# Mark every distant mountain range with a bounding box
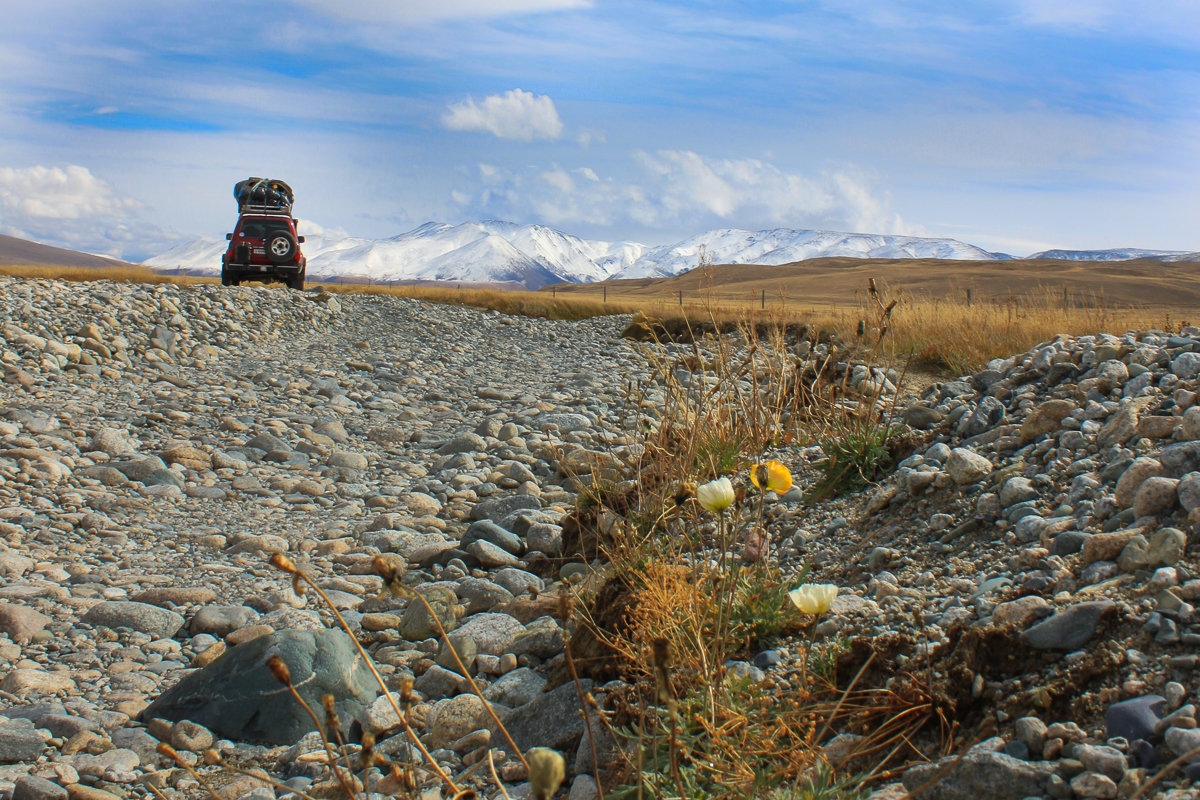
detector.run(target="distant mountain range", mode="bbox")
[1028,248,1200,262]
[142,221,1200,289]
[0,233,135,270]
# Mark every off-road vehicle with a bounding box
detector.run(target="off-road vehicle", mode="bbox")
[221,178,307,290]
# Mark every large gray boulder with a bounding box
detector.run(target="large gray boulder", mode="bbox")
[143,628,377,745]
[496,680,593,753]
[901,750,1055,799]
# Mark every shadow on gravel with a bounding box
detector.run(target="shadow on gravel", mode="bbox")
[835,619,1128,740]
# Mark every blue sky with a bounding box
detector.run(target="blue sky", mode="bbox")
[0,0,1197,259]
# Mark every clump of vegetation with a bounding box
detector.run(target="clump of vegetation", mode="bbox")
[806,423,901,503]
[553,289,942,799]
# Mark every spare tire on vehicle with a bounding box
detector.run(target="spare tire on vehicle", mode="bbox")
[267,231,297,264]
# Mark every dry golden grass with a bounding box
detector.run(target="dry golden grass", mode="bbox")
[0,263,212,286]
[5,259,1196,373]
[546,257,1200,309]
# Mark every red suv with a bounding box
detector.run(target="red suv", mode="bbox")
[221,178,307,290]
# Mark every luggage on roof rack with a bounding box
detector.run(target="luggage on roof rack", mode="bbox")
[234,178,294,213]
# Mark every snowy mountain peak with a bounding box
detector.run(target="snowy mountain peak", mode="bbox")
[147,220,1189,289]
[618,227,1003,279]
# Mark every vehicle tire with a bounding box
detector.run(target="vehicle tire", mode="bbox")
[220,266,236,287]
[267,232,297,264]
[286,262,306,291]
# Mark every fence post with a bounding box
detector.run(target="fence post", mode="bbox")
[761,289,766,310]
[552,286,556,298]
[678,289,683,306]
[1063,287,1068,309]
[603,285,607,303]
[966,288,972,308]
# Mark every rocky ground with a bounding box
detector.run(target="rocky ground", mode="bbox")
[1,275,1200,800]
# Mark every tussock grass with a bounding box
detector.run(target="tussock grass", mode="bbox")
[319,279,1186,373]
[0,263,211,286]
[3,263,1189,374]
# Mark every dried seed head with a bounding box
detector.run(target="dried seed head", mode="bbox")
[673,481,696,506]
[650,637,671,670]
[856,320,866,338]
[884,299,897,317]
[557,593,574,621]
[399,675,415,709]
[203,748,223,765]
[266,654,292,685]
[291,574,307,598]
[321,694,336,714]
[269,551,298,574]
[372,554,399,584]
[360,731,376,769]
[868,278,878,296]
[527,747,566,800]
[156,741,181,762]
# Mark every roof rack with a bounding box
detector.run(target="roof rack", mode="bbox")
[234,177,294,213]
[238,204,295,217]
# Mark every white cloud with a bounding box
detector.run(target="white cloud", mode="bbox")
[453,150,908,235]
[632,150,909,233]
[0,165,135,221]
[0,164,174,258]
[442,89,563,141]
[292,0,591,25]
[541,167,575,194]
[576,129,606,147]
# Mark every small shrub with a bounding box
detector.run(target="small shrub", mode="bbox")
[805,423,900,504]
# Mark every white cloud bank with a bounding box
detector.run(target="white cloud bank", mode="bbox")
[456,150,910,236]
[0,164,174,258]
[442,89,563,141]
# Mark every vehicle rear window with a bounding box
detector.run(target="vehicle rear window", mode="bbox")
[238,221,291,239]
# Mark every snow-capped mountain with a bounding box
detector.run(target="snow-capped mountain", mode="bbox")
[145,221,1006,288]
[619,228,1003,279]
[1030,248,1200,262]
[144,220,636,288]
[478,220,644,283]
[148,219,1194,290]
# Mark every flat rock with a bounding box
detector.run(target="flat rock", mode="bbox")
[0,718,44,763]
[13,775,68,800]
[471,494,541,523]
[0,604,51,643]
[496,679,593,754]
[2,669,75,695]
[901,750,1056,800]
[129,587,219,607]
[142,628,377,745]
[1021,601,1115,650]
[454,612,525,655]
[82,601,184,639]
[945,448,992,485]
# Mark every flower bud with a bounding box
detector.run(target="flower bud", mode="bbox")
[527,747,566,800]
[266,654,292,685]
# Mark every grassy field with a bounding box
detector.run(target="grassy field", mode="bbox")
[4,258,1198,373]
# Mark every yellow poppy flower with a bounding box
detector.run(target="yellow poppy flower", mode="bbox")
[750,460,793,493]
